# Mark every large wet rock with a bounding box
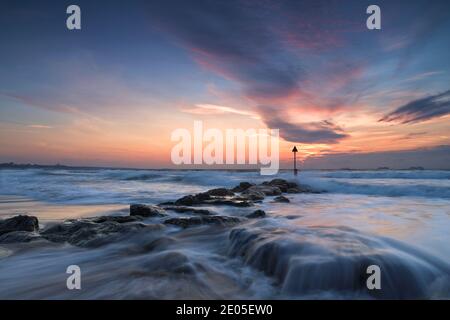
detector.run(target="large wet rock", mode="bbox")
[164,215,241,228]
[0,231,43,244]
[287,185,316,193]
[243,185,282,196]
[240,188,266,201]
[0,215,39,236]
[246,210,266,219]
[232,179,317,195]
[161,206,212,216]
[273,195,290,203]
[138,251,196,275]
[130,204,167,217]
[140,237,177,253]
[231,182,255,192]
[174,193,253,207]
[168,178,319,209]
[262,179,298,192]
[203,198,253,207]
[205,188,234,197]
[228,226,450,299]
[174,194,207,206]
[92,216,142,223]
[261,179,317,194]
[41,218,164,247]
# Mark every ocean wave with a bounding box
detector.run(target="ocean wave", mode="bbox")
[320,170,450,180]
[298,176,450,199]
[228,223,450,299]
[2,169,450,204]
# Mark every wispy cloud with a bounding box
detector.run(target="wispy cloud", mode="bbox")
[380,90,450,124]
[28,124,52,129]
[181,104,260,119]
[145,0,366,143]
[402,71,444,83]
[258,105,348,144]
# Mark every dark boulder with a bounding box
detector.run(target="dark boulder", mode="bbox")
[246,210,266,219]
[173,193,253,207]
[41,218,164,247]
[231,182,255,192]
[203,198,253,207]
[92,215,142,223]
[273,195,290,203]
[0,231,43,244]
[0,215,39,236]
[205,188,234,197]
[130,204,167,217]
[174,193,213,206]
[286,188,301,194]
[140,251,196,275]
[195,192,212,201]
[262,179,295,192]
[174,195,197,206]
[241,188,266,201]
[161,206,212,216]
[141,237,176,252]
[287,185,317,193]
[164,215,241,228]
[244,185,282,196]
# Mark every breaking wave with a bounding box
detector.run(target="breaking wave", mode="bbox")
[228,222,450,299]
[1,168,450,204]
[320,170,450,180]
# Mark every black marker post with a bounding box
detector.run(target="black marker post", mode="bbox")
[292,146,298,175]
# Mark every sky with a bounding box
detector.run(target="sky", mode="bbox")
[1,0,449,169]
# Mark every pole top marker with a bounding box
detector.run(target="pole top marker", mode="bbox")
[292,146,298,153]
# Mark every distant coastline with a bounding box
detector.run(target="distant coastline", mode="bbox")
[0,162,440,171]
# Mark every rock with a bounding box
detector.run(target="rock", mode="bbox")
[174,195,201,206]
[241,189,266,201]
[227,226,445,299]
[158,201,175,206]
[231,182,255,192]
[262,179,295,192]
[130,204,167,217]
[244,185,282,196]
[164,217,203,228]
[203,198,253,207]
[164,215,241,228]
[0,231,43,244]
[287,185,317,193]
[92,216,142,223]
[41,218,164,247]
[121,235,177,256]
[141,251,195,275]
[0,215,39,236]
[273,195,290,203]
[161,206,212,215]
[173,193,253,207]
[141,237,176,252]
[205,188,234,197]
[195,192,213,201]
[286,188,301,194]
[246,210,266,218]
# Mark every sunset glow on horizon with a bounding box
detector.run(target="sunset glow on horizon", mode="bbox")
[1,0,449,169]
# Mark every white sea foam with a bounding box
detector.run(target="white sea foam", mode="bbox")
[0,168,449,299]
[1,169,449,204]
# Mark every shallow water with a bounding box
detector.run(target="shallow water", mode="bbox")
[0,168,449,299]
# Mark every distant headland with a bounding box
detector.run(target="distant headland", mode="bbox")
[0,162,431,171]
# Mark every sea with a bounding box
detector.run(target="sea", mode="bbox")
[0,168,449,299]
